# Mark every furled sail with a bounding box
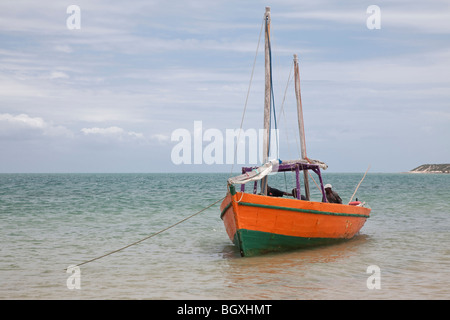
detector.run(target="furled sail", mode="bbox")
[228,158,327,185]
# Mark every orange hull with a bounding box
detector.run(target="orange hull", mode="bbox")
[220,191,371,256]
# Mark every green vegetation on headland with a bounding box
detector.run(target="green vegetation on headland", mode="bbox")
[409,164,450,174]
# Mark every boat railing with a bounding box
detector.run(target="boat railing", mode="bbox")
[238,160,328,202]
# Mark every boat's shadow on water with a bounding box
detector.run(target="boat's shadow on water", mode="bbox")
[219,233,372,261]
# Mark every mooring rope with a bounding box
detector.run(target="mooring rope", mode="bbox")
[66,196,226,270]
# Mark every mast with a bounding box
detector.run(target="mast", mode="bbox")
[261,6,271,196]
[293,54,310,200]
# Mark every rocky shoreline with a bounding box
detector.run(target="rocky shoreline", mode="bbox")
[409,164,450,174]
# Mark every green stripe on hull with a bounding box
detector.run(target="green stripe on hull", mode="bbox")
[233,229,346,257]
[220,202,232,219]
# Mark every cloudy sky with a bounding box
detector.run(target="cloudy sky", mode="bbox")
[1,0,449,173]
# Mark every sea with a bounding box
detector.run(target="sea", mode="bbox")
[0,172,449,300]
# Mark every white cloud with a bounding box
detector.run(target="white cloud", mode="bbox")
[54,45,73,53]
[151,133,170,143]
[0,76,46,98]
[0,113,73,139]
[303,49,450,86]
[81,126,144,141]
[278,2,450,34]
[0,113,46,129]
[382,9,450,34]
[49,71,70,79]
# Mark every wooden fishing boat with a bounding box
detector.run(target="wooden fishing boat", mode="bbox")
[220,7,371,257]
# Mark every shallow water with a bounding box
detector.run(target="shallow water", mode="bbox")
[0,172,449,299]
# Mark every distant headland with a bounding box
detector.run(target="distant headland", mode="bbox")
[409,164,450,174]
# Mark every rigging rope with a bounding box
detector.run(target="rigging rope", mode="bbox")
[278,61,298,159]
[65,196,226,270]
[229,17,264,177]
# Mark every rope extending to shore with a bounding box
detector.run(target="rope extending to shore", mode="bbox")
[66,196,226,270]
